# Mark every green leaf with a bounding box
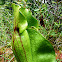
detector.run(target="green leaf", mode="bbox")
[0,0,5,5]
[54,22,60,28]
[12,3,56,62]
[52,1,57,4]
[34,9,39,11]
[49,31,56,37]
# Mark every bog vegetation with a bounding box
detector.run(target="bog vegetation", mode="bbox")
[0,0,62,62]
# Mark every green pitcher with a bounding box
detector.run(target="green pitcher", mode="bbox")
[12,3,56,62]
